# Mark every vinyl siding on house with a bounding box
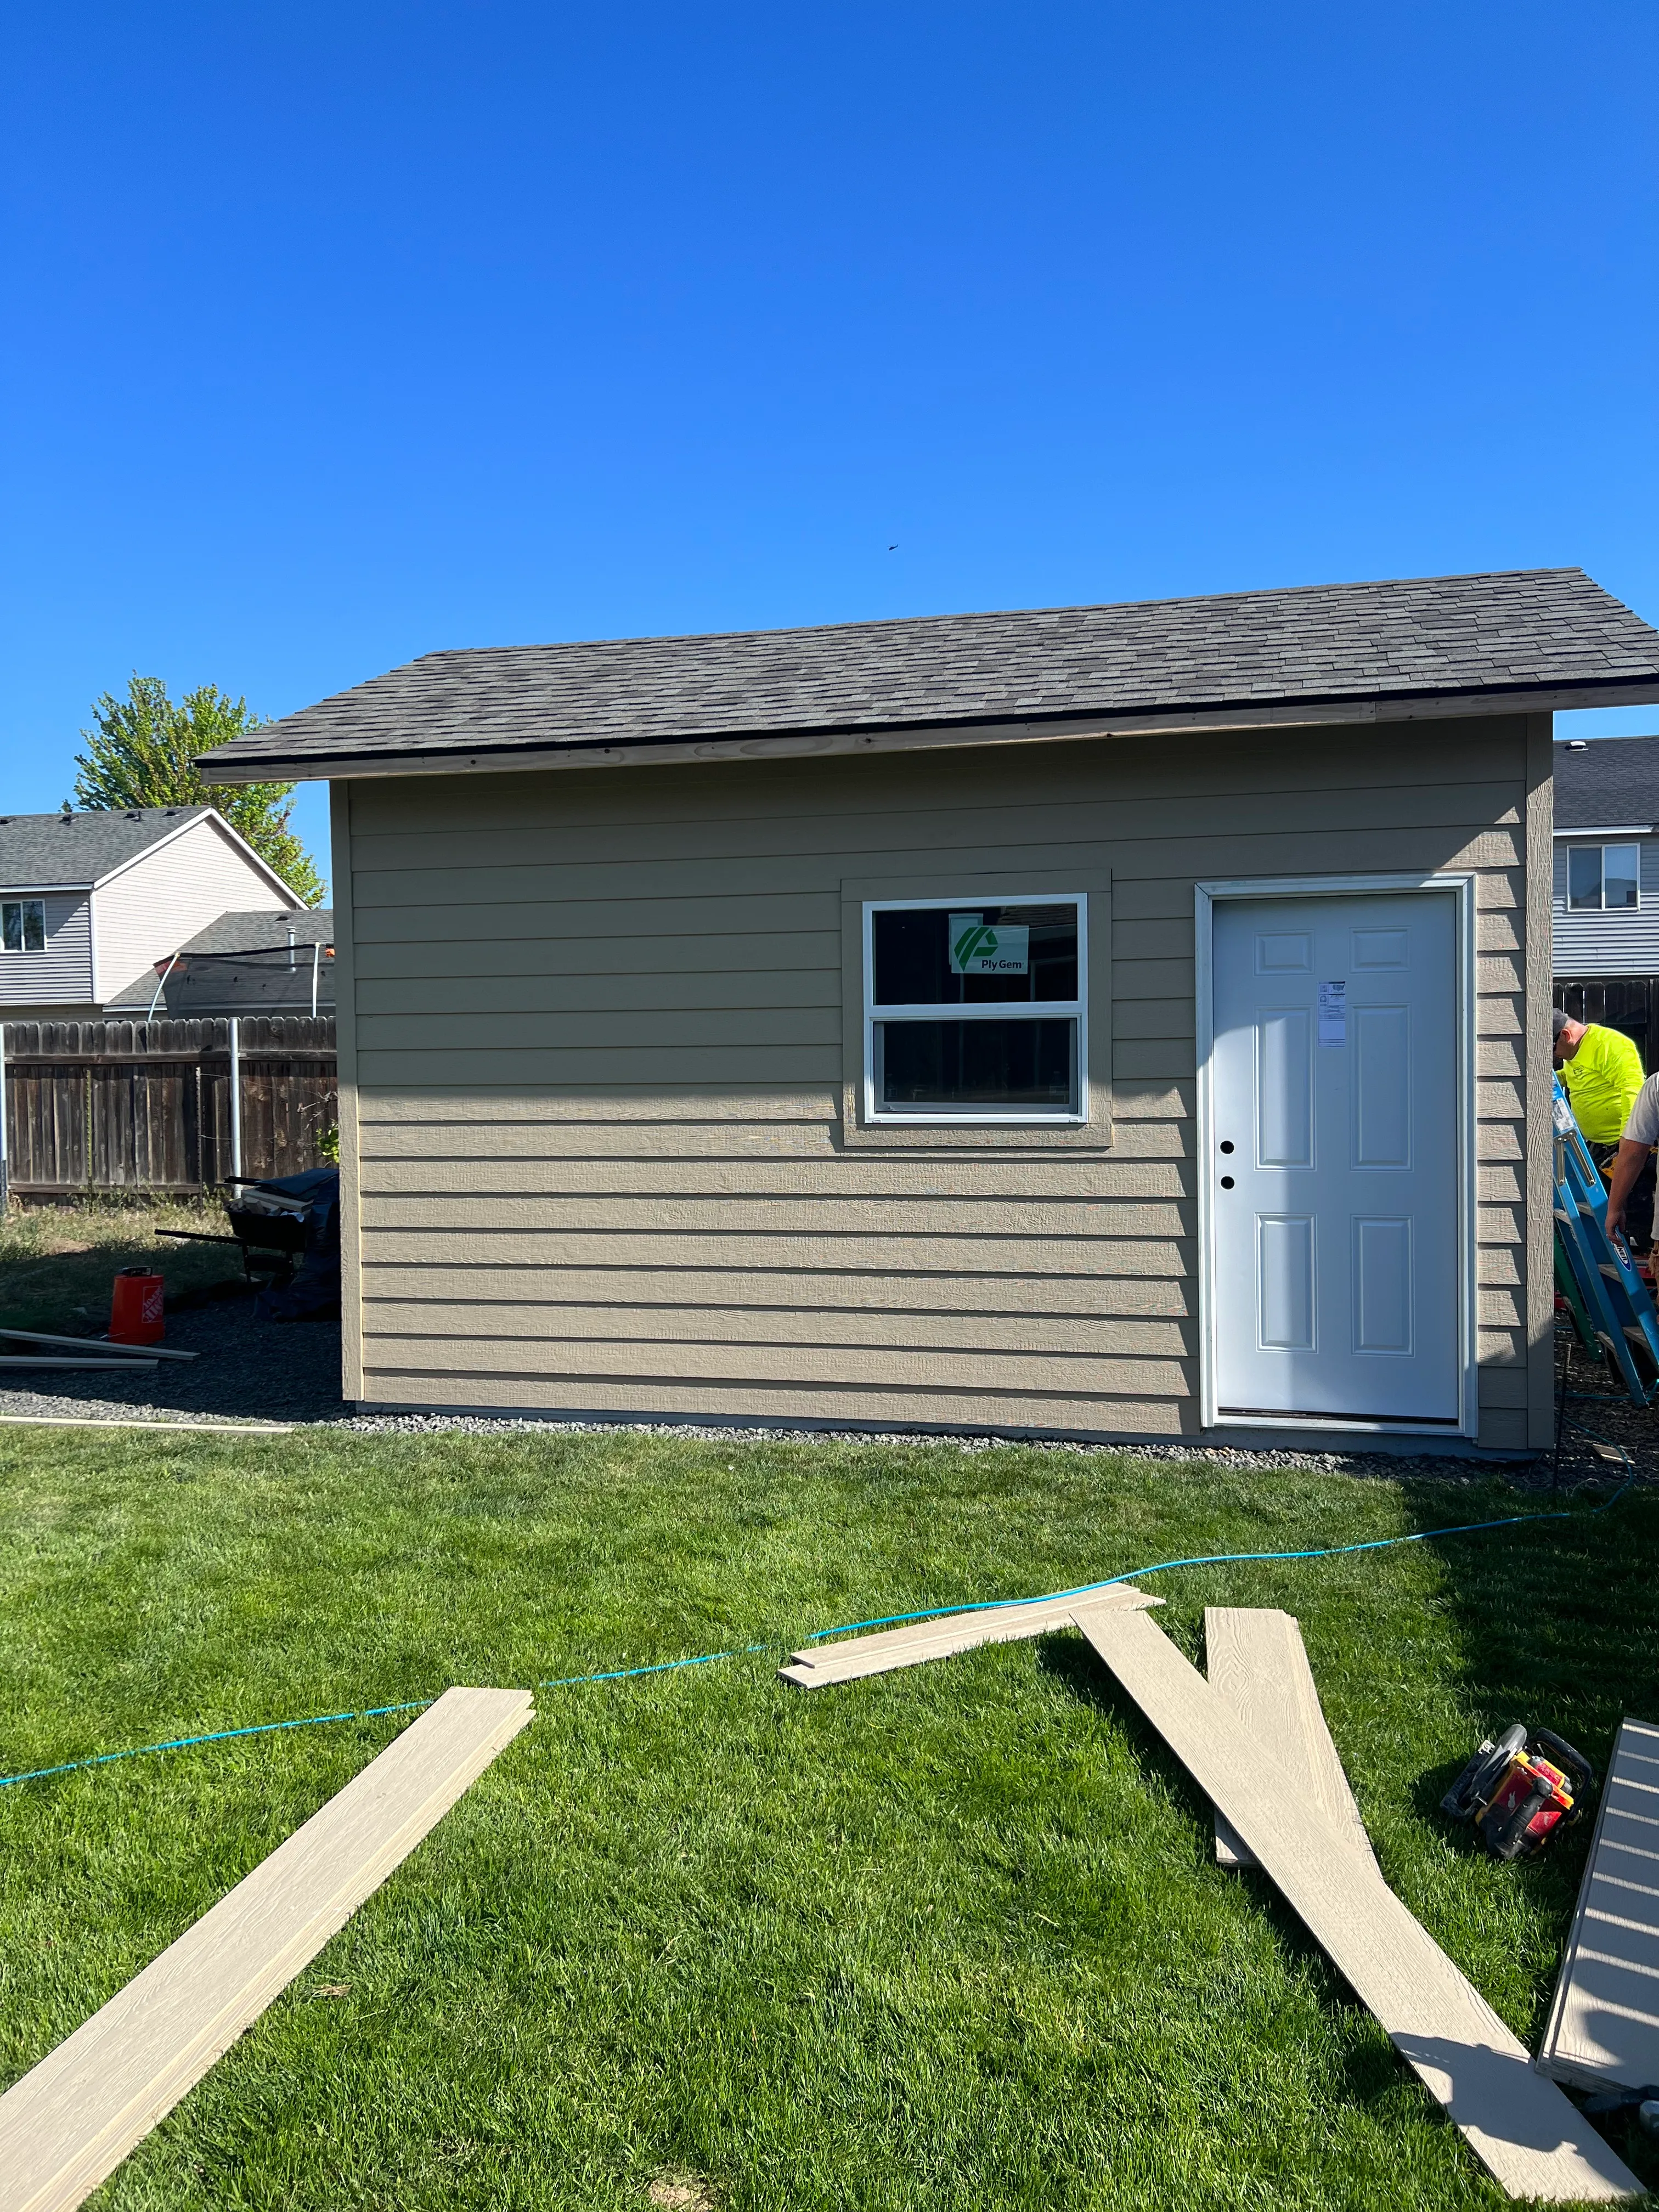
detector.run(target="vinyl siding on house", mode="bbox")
[0,892,93,1008]
[334,712,1551,1451]
[1552,834,1659,975]
[91,817,295,1003]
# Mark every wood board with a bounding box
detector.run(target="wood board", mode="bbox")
[1071,1601,1641,2202]
[779,1583,1159,1688]
[1537,1714,1659,2094]
[0,1685,534,2212]
[1203,1607,1376,1871]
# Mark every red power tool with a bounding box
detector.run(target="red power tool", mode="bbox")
[1440,1724,1596,1861]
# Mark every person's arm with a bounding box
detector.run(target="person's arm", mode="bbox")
[1606,1138,1652,1238]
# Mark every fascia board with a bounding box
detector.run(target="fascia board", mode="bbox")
[0,881,94,894]
[1552,824,1655,837]
[199,676,1659,785]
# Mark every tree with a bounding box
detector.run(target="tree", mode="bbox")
[71,675,326,906]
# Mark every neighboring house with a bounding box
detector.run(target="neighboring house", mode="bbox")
[0,806,307,1019]
[202,566,1659,1455]
[1553,732,1659,1064]
[105,908,336,1019]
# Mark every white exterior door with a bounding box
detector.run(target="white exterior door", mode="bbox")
[1209,889,1462,1424]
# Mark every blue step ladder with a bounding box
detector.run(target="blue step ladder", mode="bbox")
[1553,1075,1659,1405]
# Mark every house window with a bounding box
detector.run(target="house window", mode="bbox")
[1,899,46,952]
[864,896,1086,1122]
[1567,844,1641,911]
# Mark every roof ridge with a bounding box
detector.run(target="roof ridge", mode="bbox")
[404,566,1594,665]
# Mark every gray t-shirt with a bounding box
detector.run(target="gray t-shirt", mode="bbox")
[1625,1073,1659,1147]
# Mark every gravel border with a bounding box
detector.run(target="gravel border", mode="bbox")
[2,1306,1649,1493]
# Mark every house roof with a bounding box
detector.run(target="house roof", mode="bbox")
[104,909,336,1009]
[199,567,1659,785]
[1554,733,1659,831]
[0,805,215,889]
[162,907,334,957]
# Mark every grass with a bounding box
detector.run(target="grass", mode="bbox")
[1,1426,1655,2209]
[0,1198,245,1335]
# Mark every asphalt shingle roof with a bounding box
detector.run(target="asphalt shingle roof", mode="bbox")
[166,907,334,957]
[198,568,1659,781]
[0,806,212,888]
[1554,734,1659,828]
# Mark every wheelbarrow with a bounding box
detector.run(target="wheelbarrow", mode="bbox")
[160,1170,341,1299]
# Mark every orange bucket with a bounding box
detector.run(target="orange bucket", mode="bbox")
[110,1267,165,1345]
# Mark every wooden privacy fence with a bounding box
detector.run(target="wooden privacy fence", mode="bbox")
[0,1016,338,1197]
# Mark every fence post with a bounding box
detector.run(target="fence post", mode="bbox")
[228,1017,242,1181]
[0,1021,8,1211]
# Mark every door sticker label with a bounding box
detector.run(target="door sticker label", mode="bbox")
[1318,978,1347,1046]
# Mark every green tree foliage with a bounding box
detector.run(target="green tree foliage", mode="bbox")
[71,675,325,906]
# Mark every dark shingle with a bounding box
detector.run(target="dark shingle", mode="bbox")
[199,568,1659,780]
[0,806,212,888]
[1554,734,1659,828]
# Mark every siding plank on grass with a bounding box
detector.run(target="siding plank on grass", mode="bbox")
[1073,1604,1643,2203]
[0,1688,534,2212]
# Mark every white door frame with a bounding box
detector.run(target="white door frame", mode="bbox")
[1194,871,1479,1437]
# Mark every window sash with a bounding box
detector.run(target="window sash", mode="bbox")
[2,900,46,953]
[1566,844,1642,912]
[862,894,1088,1124]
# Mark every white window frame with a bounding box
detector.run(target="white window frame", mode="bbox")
[861,891,1088,1127]
[1,898,47,954]
[1565,842,1641,913]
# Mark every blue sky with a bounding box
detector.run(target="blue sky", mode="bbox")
[4,2,1655,897]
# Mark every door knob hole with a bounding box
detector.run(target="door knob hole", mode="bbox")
[1220,1141,1235,1154]
[1220,1175,1235,1189]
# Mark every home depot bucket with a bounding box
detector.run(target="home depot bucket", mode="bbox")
[110,1268,165,1345]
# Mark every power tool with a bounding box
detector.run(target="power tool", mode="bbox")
[1440,1724,1596,1861]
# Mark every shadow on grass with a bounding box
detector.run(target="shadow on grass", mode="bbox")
[1036,1468,1659,2188]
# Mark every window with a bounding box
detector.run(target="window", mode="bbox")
[864,896,1086,1121]
[1567,844,1641,912]
[1,899,46,953]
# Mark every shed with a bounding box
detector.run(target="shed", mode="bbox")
[202,567,1659,1453]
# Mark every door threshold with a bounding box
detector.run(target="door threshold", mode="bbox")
[1217,1408,1466,1435]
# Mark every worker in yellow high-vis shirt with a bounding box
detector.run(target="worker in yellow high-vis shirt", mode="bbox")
[1554,1009,1653,1248]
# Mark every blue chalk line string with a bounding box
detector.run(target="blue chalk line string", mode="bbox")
[0,1479,1633,1791]
[809,1474,1636,1638]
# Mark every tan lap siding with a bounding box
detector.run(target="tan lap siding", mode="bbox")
[343,717,1538,1443]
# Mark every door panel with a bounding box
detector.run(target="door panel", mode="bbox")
[1211,890,1460,1422]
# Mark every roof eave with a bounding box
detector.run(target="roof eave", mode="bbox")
[197,673,1659,786]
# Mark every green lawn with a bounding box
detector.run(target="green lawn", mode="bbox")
[0,1199,244,1335]
[1,1427,1655,2210]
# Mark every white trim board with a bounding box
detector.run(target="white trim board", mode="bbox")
[1071,1601,1641,2201]
[0,1685,534,2212]
[1193,871,1480,1438]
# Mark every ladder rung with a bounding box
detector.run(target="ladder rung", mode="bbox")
[1579,1201,1605,1218]
[1599,1264,1622,1282]
[1555,1209,1575,1225]
[1624,1326,1652,1348]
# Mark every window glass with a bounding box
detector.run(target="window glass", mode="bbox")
[876,1018,1076,1111]
[2,900,46,952]
[871,902,1079,1005]
[866,895,1085,1119]
[1603,845,1640,910]
[1567,848,1604,910]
